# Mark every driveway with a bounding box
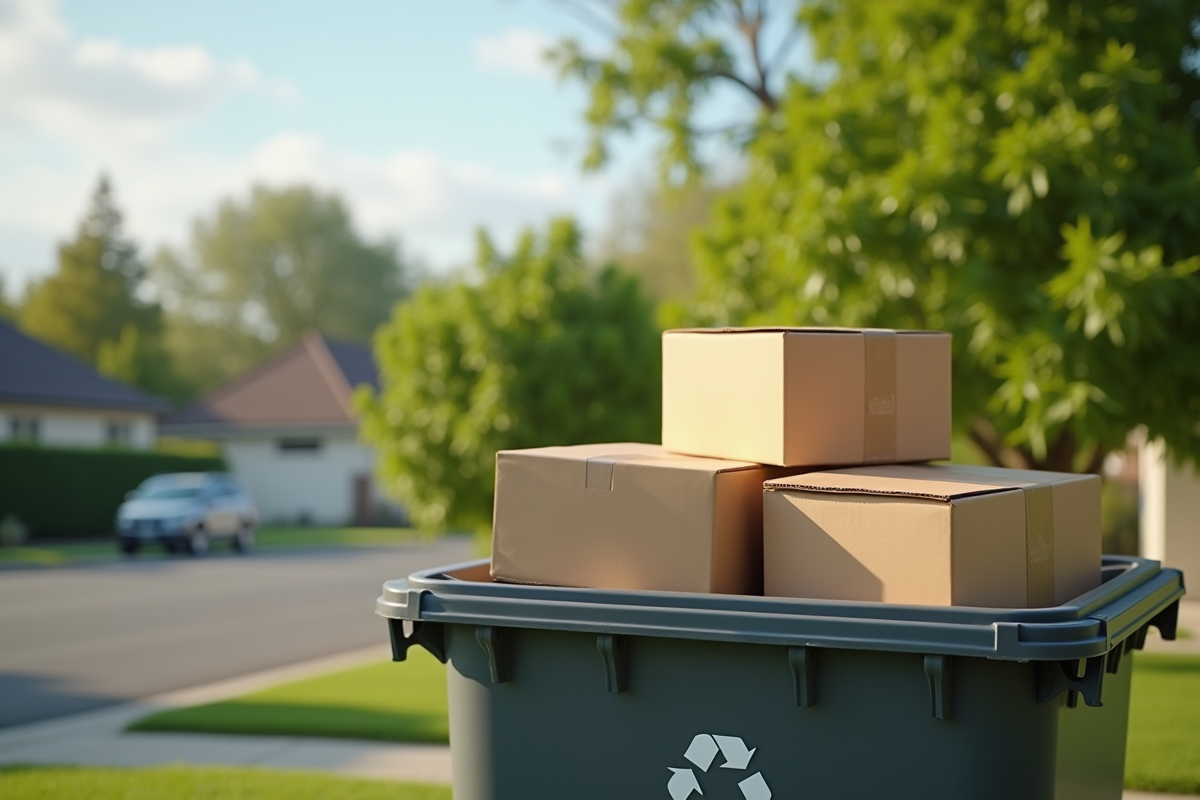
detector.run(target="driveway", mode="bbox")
[0,537,473,728]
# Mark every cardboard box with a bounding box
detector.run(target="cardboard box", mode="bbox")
[662,327,952,467]
[763,464,1101,608]
[492,443,791,594]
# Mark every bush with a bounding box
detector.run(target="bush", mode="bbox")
[358,218,661,536]
[0,445,226,539]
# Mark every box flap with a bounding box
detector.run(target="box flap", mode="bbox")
[763,464,1065,502]
[497,443,766,474]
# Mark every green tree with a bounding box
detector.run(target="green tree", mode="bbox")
[357,218,661,535]
[96,323,189,401]
[22,176,158,360]
[0,275,15,320]
[598,178,726,303]
[20,176,179,397]
[156,185,409,392]
[553,0,802,182]
[561,0,1200,472]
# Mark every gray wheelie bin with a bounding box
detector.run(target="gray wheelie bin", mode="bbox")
[376,555,1183,800]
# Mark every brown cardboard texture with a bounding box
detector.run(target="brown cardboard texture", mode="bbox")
[662,327,951,467]
[492,443,792,594]
[763,464,1101,608]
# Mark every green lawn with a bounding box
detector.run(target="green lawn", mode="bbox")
[0,765,450,800]
[129,646,448,744]
[0,541,117,566]
[0,526,427,568]
[1124,653,1200,795]
[255,527,425,549]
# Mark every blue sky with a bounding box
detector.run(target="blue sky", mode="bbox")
[0,0,669,292]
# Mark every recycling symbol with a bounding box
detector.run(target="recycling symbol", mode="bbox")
[667,733,771,800]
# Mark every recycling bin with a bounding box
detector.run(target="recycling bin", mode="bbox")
[376,555,1184,800]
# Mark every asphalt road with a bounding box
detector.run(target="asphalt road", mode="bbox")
[0,537,474,728]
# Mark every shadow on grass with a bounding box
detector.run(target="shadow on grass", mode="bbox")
[128,702,449,745]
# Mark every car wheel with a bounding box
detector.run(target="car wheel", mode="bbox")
[186,527,210,557]
[119,538,139,555]
[233,522,256,554]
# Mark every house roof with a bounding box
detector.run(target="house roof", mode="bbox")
[164,332,378,434]
[0,319,169,414]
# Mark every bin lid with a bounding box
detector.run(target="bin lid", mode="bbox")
[376,555,1183,662]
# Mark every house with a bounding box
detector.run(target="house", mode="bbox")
[163,331,397,526]
[0,319,166,449]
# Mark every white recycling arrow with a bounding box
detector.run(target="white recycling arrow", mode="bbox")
[684,734,719,772]
[738,772,772,800]
[713,735,756,770]
[667,767,704,800]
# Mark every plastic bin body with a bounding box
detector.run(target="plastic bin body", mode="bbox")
[378,557,1182,800]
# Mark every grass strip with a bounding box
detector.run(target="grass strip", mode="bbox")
[1124,653,1200,794]
[0,764,450,800]
[129,647,448,744]
[0,527,429,567]
[0,542,116,565]
[255,527,425,549]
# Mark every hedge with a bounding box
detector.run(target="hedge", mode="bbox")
[0,445,227,539]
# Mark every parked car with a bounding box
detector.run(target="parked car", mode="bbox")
[115,472,258,556]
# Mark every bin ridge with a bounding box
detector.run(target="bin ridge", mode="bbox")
[379,556,1183,663]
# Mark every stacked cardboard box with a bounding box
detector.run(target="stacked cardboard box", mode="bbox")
[491,327,1101,608]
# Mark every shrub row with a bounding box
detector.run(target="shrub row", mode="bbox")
[0,445,226,539]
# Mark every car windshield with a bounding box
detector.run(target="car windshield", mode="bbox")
[137,487,202,500]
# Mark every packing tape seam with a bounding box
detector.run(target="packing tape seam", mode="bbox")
[1023,483,1056,607]
[863,330,897,463]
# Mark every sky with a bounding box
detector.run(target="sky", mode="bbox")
[0,0,671,293]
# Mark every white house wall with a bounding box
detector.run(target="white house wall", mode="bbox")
[0,404,156,450]
[222,436,375,525]
[1140,439,1200,585]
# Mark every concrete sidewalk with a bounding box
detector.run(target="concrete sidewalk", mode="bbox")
[0,643,452,785]
[1,604,1195,798]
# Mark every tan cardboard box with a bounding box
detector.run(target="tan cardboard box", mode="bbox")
[492,443,791,594]
[763,464,1101,608]
[662,327,951,467]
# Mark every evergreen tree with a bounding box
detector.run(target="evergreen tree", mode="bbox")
[22,176,156,363]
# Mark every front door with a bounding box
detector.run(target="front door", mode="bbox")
[353,474,372,526]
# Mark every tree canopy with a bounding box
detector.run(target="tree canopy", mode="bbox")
[598,178,725,303]
[0,275,15,320]
[20,176,180,398]
[553,0,804,182]
[156,184,410,393]
[22,176,155,362]
[357,219,661,535]
[560,0,1200,471]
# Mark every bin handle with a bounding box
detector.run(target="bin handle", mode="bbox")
[388,619,447,664]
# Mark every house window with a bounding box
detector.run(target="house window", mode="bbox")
[278,437,323,453]
[8,416,40,443]
[106,421,133,448]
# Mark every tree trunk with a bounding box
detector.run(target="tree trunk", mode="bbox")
[968,420,1105,475]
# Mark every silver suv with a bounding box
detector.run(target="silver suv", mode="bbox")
[116,472,259,556]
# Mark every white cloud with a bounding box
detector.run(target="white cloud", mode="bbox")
[473,27,555,78]
[0,131,611,285]
[0,2,613,290]
[0,0,295,153]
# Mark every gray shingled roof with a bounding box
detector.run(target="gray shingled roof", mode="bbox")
[0,319,169,413]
